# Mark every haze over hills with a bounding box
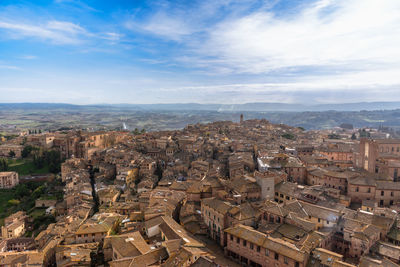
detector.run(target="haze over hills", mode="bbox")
[1,102,400,132]
[2,101,400,112]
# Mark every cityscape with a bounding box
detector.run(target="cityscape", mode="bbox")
[1,0,400,267]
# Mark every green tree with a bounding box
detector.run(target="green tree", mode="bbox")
[351,133,357,140]
[8,150,16,158]
[21,145,33,158]
[14,184,30,199]
[0,158,8,171]
[133,128,140,135]
[282,133,295,140]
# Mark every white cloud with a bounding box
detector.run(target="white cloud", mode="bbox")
[19,55,38,60]
[0,20,87,44]
[0,65,21,70]
[102,32,123,42]
[46,20,85,34]
[126,12,193,41]
[198,0,400,74]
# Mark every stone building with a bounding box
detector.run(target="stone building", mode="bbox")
[0,171,19,189]
[1,211,27,239]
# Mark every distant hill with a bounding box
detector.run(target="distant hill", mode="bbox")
[1,102,400,131]
[2,101,400,112]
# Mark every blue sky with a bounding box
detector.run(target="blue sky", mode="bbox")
[1,0,399,104]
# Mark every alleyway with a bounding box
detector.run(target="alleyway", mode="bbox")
[196,235,242,267]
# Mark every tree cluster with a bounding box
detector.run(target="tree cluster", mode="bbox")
[0,158,8,171]
[132,128,146,135]
[28,129,42,134]
[281,133,296,140]
[33,149,63,173]
[21,145,36,158]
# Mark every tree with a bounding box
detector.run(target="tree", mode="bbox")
[141,128,146,134]
[33,153,44,169]
[133,128,140,135]
[14,184,30,199]
[0,158,8,171]
[8,150,16,158]
[351,133,357,140]
[282,133,295,140]
[21,145,33,158]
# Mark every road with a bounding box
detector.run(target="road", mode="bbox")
[197,235,242,267]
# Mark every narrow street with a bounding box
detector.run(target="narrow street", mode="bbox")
[196,235,242,267]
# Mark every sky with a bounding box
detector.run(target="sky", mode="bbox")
[0,0,399,104]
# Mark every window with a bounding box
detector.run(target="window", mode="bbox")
[257,246,260,252]
[380,200,384,206]
[367,188,371,193]
[280,194,284,198]
[265,249,269,256]
[237,237,240,244]
[381,191,384,196]
[391,191,394,197]
[356,187,359,192]
[250,243,254,250]
[243,240,247,246]
[275,192,278,196]
[230,235,233,241]
[286,196,290,200]
[318,218,321,223]
[390,200,394,206]
[275,253,279,260]
[284,256,288,264]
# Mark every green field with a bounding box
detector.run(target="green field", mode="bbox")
[29,208,46,219]
[7,158,50,175]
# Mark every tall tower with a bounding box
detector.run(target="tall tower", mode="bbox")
[240,114,244,124]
